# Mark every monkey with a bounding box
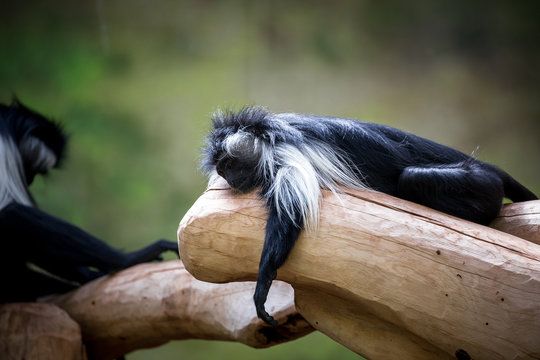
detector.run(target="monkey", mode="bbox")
[0,99,178,302]
[202,106,538,325]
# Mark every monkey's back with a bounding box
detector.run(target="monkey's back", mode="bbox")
[274,113,472,193]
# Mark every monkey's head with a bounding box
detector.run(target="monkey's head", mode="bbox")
[0,99,67,185]
[204,127,264,193]
[202,106,285,193]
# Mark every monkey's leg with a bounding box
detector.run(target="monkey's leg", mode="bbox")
[2,265,77,302]
[2,203,177,280]
[254,203,302,326]
[397,162,504,225]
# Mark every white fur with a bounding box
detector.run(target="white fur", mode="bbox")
[268,141,367,230]
[270,144,321,229]
[212,109,370,230]
[224,130,254,157]
[0,136,33,210]
[21,136,57,173]
[256,139,276,179]
[303,139,367,193]
[219,128,368,230]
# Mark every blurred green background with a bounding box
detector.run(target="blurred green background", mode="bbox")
[1,0,539,359]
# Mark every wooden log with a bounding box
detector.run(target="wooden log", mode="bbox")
[177,185,540,360]
[0,303,86,360]
[47,260,313,360]
[491,200,540,244]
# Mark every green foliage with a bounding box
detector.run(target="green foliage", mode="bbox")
[130,333,360,360]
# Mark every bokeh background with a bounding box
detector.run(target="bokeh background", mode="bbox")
[1,1,539,359]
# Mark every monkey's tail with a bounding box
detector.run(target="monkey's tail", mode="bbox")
[491,165,538,202]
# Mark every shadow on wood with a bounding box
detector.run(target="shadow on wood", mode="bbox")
[177,183,540,360]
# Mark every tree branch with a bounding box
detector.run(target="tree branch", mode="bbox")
[178,184,540,360]
[0,303,85,360]
[46,260,313,359]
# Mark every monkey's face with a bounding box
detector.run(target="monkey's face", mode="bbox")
[0,100,67,185]
[215,154,259,193]
[207,129,268,193]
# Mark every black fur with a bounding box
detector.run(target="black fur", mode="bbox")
[203,106,537,325]
[0,100,178,302]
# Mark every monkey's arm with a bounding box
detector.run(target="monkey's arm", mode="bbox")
[1,203,178,282]
[254,200,302,325]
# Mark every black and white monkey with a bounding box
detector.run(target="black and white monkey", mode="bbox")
[0,99,178,302]
[202,106,538,325]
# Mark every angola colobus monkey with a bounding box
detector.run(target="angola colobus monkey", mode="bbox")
[202,106,538,325]
[0,99,178,302]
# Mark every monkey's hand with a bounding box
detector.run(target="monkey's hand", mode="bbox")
[125,239,179,266]
[154,239,180,259]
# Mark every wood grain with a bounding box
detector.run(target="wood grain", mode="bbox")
[47,260,313,360]
[491,200,540,244]
[0,303,86,360]
[178,185,540,360]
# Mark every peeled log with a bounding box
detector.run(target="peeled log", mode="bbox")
[491,201,540,244]
[177,184,540,360]
[0,303,85,360]
[48,260,313,360]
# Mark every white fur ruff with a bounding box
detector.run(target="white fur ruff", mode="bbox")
[269,140,367,230]
[216,129,368,230]
[0,136,33,209]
